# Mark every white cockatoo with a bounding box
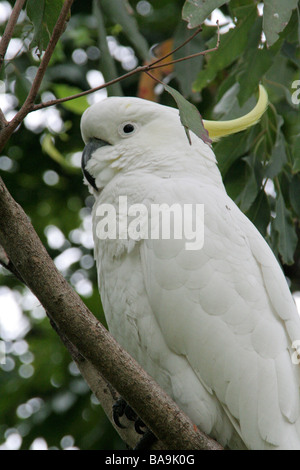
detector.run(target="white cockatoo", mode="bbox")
[80,86,300,450]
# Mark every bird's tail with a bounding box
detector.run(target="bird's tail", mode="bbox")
[203,85,268,141]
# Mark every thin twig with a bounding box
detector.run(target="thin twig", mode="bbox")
[0,0,26,72]
[150,21,220,70]
[32,23,220,112]
[150,26,202,67]
[0,15,220,151]
[32,66,145,111]
[145,70,164,86]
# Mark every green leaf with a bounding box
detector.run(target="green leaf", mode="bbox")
[27,0,65,53]
[214,126,257,177]
[292,134,300,173]
[273,192,298,265]
[100,0,149,60]
[163,84,211,146]
[52,85,89,114]
[193,5,257,92]
[289,174,300,217]
[265,131,287,179]
[245,190,270,236]
[263,0,299,47]
[224,156,259,212]
[237,45,274,105]
[235,156,259,212]
[229,0,259,20]
[212,83,257,120]
[182,0,228,29]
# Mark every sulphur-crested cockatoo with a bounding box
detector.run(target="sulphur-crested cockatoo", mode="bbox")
[80,86,300,450]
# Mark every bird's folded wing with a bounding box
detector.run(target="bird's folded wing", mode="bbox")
[140,179,300,449]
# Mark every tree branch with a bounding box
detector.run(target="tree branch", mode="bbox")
[48,314,163,449]
[0,13,220,152]
[0,109,8,130]
[0,0,74,152]
[30,23,220,112]
[0,242,161,449]
[0,176,222,450]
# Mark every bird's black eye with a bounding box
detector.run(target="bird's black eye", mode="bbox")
[123,123,135,134]
[118,121,139,138]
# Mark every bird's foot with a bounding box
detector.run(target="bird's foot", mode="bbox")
[113,397,146,434]
[112,397,157,449]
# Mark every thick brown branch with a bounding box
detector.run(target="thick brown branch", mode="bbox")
[0,176,222,450]
[50,318,165,449]
[0,109,8,129]
[0,243,160,449]
[0,0,26,72]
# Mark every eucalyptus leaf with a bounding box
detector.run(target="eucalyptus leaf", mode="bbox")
[214,127,257,177]
[235,156,260,212]
[265,131,287,179]
[273,193,298,265]
[193,5,257,92]
[27,0,65,53]
[245,190,270,236]
[263,0,299,47]
[289,174,300,217]
[292,135,300,173]
[164,84,211,146]
[237,47,274,105]
[213,83,256,120]
[182,0,228,29]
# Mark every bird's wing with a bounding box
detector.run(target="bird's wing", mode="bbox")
[139,177,300,450]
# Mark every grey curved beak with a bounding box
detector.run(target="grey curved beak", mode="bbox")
[81,138,110,190]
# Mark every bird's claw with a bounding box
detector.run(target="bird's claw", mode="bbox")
[112,397,146,434]
[112,398,157,449]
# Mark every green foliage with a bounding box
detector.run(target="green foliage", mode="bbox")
[263,0,299,46]
[100,0,150,60]
[164,83,211,145]
[52,84,89,114]
[27,0,65,53]
[193,4,258,91]
[0,0,299,451]
[274,192,298,265]
[182,0,228,29]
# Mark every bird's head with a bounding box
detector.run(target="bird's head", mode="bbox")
[80,87,268,192]
[80,96,213,192]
